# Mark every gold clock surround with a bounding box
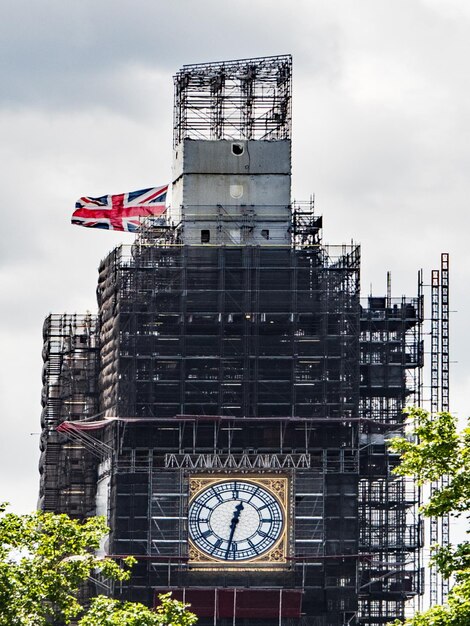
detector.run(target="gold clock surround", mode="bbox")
[188,474,290,568]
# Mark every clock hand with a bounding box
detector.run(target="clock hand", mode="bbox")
[225,502,244,560]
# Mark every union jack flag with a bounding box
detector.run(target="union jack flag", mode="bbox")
[71,185,168,232]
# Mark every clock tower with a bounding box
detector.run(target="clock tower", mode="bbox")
[39,55,424,626]
[97,55,362,624]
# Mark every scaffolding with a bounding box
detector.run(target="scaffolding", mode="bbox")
[173,55,292,146]
[358,293,424,625]
[97,241,360,421]
[99,415,360,624]
[88,212,362,625]
[39,314,99,517]
[38,54,426,626]
[39,210,425,624]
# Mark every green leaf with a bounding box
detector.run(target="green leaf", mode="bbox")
[388,409,470,626]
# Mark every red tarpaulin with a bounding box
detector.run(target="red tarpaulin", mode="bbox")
[155,588,302,619]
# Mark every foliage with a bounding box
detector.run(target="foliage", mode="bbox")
[79,593,198,626]
[0,505,134,625]
[389,408,470,517]
[0,505,197,626]
[388,408,470,626]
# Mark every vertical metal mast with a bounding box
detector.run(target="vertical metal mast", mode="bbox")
[429,269,440,607]
[418,270,424,408]
[430,270,440,416]
[440,254,449,414]
[417,269,424,613]
[440,253,450,602]
[429,254,451,606]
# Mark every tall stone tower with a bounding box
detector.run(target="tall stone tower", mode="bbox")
[39,55,424,626]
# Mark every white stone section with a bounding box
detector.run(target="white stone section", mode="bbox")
[168,139,292,246]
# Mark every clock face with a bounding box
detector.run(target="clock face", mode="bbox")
[188,479,284,562]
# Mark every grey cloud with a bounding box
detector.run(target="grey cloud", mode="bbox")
[0,0,340,114]
[2,0,470,521]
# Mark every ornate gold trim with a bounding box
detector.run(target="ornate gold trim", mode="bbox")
[187,474,289,568]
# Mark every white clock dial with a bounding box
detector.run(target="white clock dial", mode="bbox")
[188,479,284,561]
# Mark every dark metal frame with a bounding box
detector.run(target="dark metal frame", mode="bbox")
[173,55,292,146]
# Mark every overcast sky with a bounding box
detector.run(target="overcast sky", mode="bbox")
[1,0,470,538]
